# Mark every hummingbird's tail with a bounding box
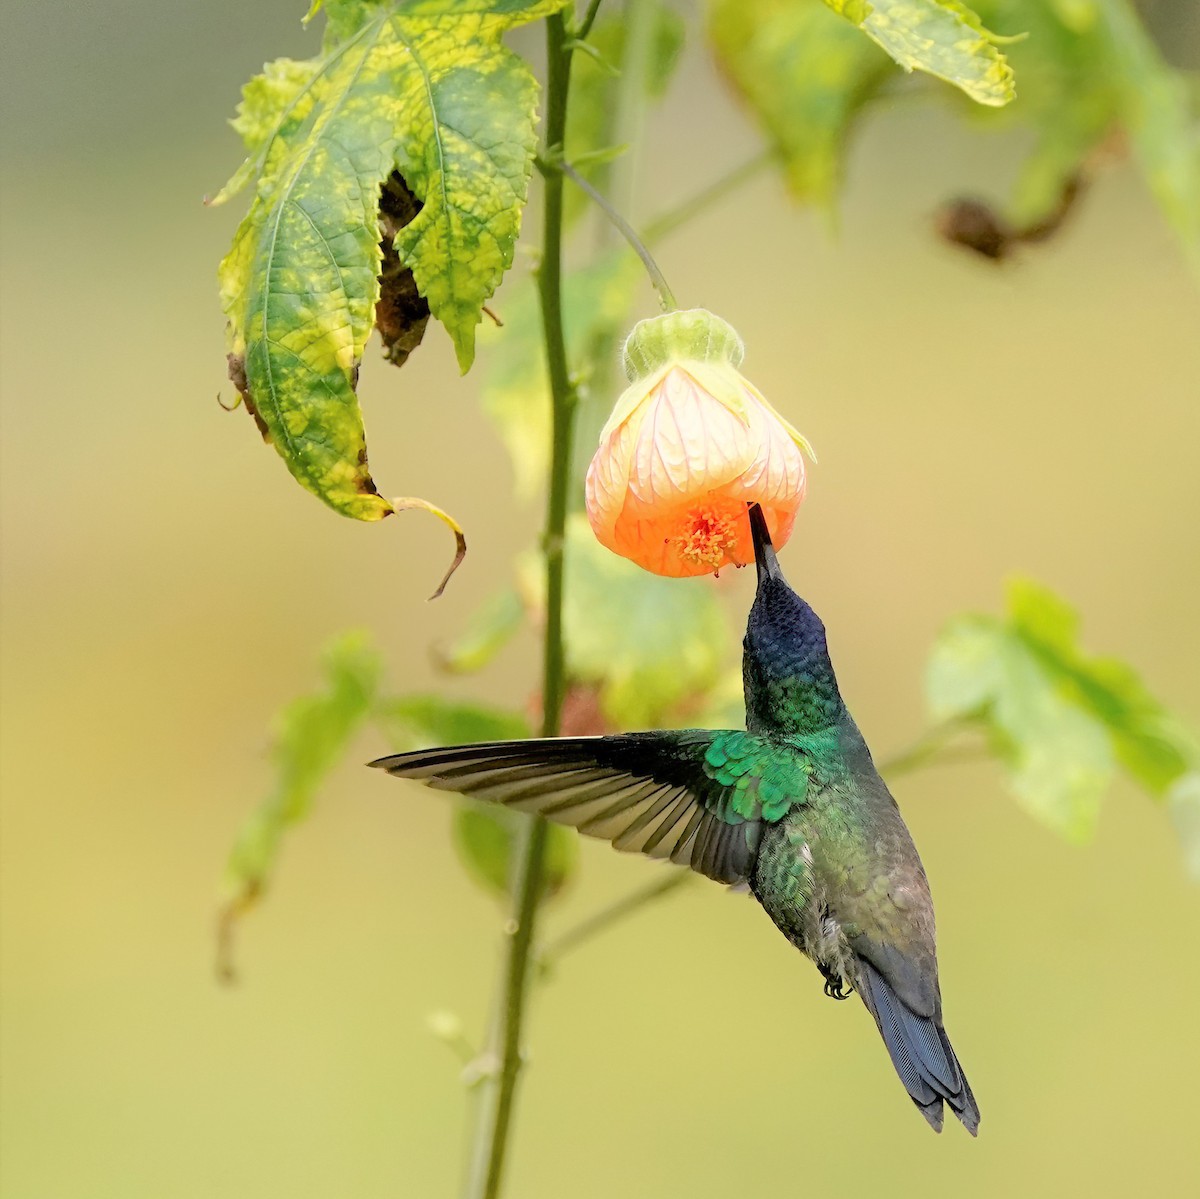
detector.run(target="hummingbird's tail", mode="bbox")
[857,960,980,1135]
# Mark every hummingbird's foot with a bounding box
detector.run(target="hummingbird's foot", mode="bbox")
[820,971,854,1001]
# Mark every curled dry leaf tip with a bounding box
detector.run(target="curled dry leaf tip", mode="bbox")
[389,497,468,600]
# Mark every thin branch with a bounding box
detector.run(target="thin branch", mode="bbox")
[539,871,693,973]
[563,37,618,74]
[573,0,605,41]
[878,721,985,781]
[559,159,677,311]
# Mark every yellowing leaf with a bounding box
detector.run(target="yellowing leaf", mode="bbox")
[215,58,320,205]
[214,0,568,519]
[824,0,1015,106]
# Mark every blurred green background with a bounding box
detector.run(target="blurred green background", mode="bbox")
[2,2,1199,1196]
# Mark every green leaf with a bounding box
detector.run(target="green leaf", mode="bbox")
[481,251,643,499]
[927,615,1112,838]
[454,805,579,900]
[564,3,685,223]
[708,0,897,206]
[217,632,382,977]
[214,0,568,519]
[377,694,577,900]
[1005,580,1200,795]
[453,805,520,895]
[927,579,1199,846]
[434,587,527,673]
[1090,0,1200,267]
[823,0,1015,106]
[520,516,730,728]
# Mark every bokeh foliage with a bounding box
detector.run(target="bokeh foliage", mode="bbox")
[711,0,1199,260]
[215,0,1198,1006]
[928,580,1200,845]
[220,637,580,973]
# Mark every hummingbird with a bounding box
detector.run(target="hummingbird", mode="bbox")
[372,503,979,1134]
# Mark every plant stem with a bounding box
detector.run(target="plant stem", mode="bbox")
[463,14,575,1199]
[559,161,677,310]
[573,0,605,41]
[537,23,576,744]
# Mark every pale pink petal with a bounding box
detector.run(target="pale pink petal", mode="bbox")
[735,385,807,504]
[626,369,753,507]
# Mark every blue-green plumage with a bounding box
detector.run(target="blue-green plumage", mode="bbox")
[372,504,979,1134]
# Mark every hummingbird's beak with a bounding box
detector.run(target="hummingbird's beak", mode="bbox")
[748,503,784,585]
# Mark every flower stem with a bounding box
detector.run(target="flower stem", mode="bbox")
[559,160,677,310]
[463,14,575,1199]
[573,0,605,41]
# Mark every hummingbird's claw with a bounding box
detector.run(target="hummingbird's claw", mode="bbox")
[821,971,854,1001]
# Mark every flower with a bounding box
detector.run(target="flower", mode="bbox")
[585,309,813,578]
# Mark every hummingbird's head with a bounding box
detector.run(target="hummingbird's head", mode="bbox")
[742,504,843,734]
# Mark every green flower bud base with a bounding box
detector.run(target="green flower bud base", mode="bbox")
[622,308,745,381]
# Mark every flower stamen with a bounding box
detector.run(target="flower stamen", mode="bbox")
[674,503,738,570]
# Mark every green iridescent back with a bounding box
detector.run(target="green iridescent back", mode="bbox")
[701,730,810,823]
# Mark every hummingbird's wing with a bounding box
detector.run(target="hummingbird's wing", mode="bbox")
[371,731,808,885]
